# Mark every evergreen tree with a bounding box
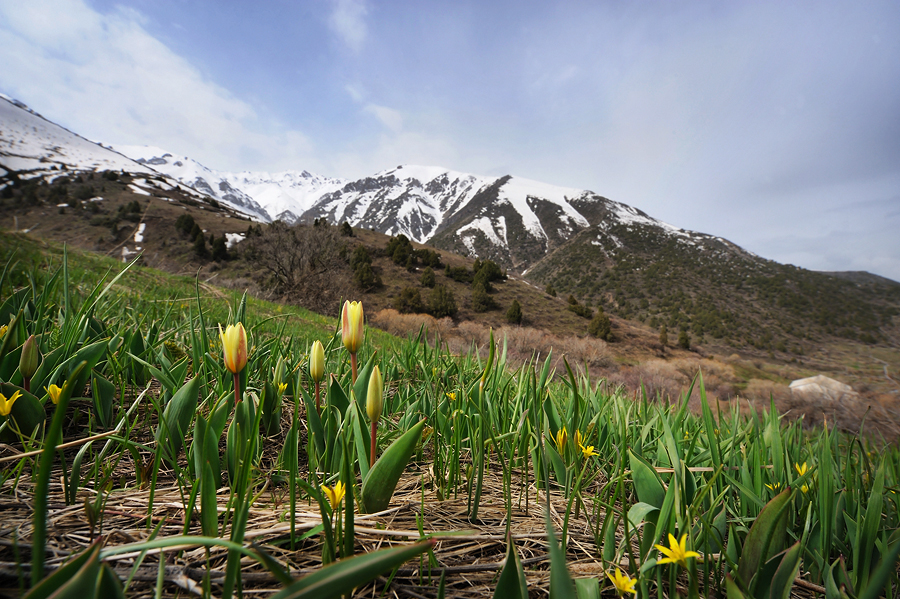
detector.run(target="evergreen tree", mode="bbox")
[506,300,523,325]
[659,324,668,348]
[471,282,496,312]
[211,235,229,261]
[678,328,691,350]
[193,231,209,258]
[421,266,436,288]
[340,221,354,236]
[545,284,556,297]
[429,285,458,318]
[394,287,424,313]
[588,310,612,340]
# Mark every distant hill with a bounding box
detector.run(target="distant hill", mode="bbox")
[2,93,898,353]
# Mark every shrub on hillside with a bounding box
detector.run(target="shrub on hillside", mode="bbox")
[588,309,612,340]
[394,287,424,314]
[471,282,497,312]
[506,300,523,324]
[241,220,351,314]
[429,284,458,318]
[421,267,436,288]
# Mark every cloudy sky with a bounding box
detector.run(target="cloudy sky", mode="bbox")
[2,0,899,281]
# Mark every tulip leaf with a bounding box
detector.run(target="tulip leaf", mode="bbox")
[361,419,425,513]
[349,400,371,480]
[494,537,528,599]
[766,541,802,599]
[270,540,433,599]
[0,383,44,443]
[327,374,349,415]
[90,370,116,429]
[154,375,200,465]
[737,487,792,591]
[352,351,377,410]
[574,577,600,599]
[97,563,126,599]
[546,513,578,599]
[24,540,101,599]
[51,339,109,398]
[629,450,666,508]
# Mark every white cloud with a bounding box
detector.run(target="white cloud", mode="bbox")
[364,104,403,132]
[328,0,367,53]
[0,0,316,172]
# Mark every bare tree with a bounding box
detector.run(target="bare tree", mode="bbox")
[243,220,350,314]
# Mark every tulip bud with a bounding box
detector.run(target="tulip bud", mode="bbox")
[341,301,364,354]
[20,335,40,380]
[273,355,287,387]
[366,365,383,423]
[219,323,248,374]
[309,340,325,383]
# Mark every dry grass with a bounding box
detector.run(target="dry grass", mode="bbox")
[372,309,612,370]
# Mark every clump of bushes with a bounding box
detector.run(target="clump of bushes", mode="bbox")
[588,309,612,341]
[506,300,523,324]
[350,245,382,290]
[566,295,593,319]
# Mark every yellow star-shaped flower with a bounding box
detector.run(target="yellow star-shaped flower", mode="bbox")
[321,480,346,510]
[607,567,637,596]
[655,533,700,569]
[795,462,810,493]
[0,390,21,416]
[554,427,568,452]
[46,384,63,405]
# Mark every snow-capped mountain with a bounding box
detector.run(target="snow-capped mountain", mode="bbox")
[113,145,345,224]
[0,94,154,180]
[0,93,753,275]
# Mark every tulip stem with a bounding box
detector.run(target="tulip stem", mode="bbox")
[370,420,377,469]
[351,353,358,384]
[233,372,241,407]
[23,378,29,394]
[314,380,321,413]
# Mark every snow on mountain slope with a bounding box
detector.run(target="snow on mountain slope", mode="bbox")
[113,145,273,222]
[1,93,745,274]
[0,95,153,179]
[304,164,494,243]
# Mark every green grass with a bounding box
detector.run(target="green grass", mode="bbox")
[0,232,897,598]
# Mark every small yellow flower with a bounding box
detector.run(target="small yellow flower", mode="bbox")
[795,462,810,493]
[554,427,568,452]
[446,392,456,401]
[574,430,595,458]
[309,340,325,383]
[0,390,21,416]
[0,325,8,338]
[766,482,782,493]
[321,480,346,510]
[607,568,637,596]
[366,365,383,423]
[341,301,364,354]
[218,323,248,374]
[655,533,701,569]
[684,431,690,440]
[46,384,63,405]
[277,382,288,395]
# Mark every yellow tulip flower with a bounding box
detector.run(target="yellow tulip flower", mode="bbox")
[366,365,383,424]
[309,340,325,383]
[341,301,364,354]
[607,568,637,596]
[0,390,21,416]
[554,427,568,452]
[655,533,701,569]
[322,480,346,510]
[218,323,248,374]
[46,384,63,405]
